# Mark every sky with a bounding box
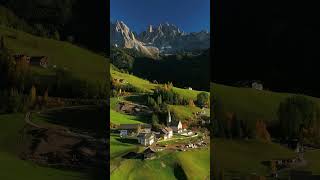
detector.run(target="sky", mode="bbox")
[110,0,210,33]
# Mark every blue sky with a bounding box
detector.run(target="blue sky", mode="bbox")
[110,0,210,33]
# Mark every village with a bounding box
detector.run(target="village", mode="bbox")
[116,110,209,159]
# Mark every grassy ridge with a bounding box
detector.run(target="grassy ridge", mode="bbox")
[0,25,107,83]
[211,83,320,125]
[110,149,210,180]
[213,138,295,177]
[111,67,206,101]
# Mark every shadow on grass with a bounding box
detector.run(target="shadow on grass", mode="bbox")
[174,163,188,180]
[124,95,149,105]
[40,105,107,138]
[115,138,139,144]
[122,152,143,160]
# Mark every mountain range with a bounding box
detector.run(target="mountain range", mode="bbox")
[110,20,210,58]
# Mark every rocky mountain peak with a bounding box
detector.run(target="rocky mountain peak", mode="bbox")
[110,20,159,58]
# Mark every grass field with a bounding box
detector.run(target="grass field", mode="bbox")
[177,149,210,180]
[297,150,320,174]
[211,83,320,125]
[169,105,209,122]
[0,113,89,180]
[212,138,296,178]
[0,25,107,83]
[110,134,138,159]
[111,147,210,180]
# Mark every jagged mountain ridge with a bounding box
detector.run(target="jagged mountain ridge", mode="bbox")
[110,21,160,58]
[139,22,210,53]
[110,20,210,57]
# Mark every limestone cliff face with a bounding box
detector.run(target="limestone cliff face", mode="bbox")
[138,23,210,53]
[110,21,159,58]
[110,20,210,56]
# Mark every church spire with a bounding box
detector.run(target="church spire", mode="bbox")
[167,110,172,125]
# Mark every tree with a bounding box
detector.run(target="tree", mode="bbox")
[278,95,320,139]
[135,124,141,134]
[67,35,74,43]
[43,88,48,106]
[197,92,209,108]
[152,113,159,125]
[255,120,271,142]
[30,85,36,107]
[213,95,226,137]
[53,31,60,41]
[188,99,195,107]
[232,114,243,138]
[157,95,162,106]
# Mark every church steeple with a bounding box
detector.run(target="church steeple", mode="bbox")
[167,110,172,125]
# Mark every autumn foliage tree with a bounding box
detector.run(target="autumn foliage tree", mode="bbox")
[255,120,271,142]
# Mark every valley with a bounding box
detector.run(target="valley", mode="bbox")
[0,12,108,179]
[109,66,210,179]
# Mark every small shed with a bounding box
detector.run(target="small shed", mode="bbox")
[30,56,49,68]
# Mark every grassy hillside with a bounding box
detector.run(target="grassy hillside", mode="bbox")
[0,114,88,180]
[111,67,206,101]
[0,25,107,83]
[213,138,296,178]
[111,149,210,180]
[211,83,320,125]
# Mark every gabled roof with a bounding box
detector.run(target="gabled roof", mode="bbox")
[165,127,173,132]
[161,128,168,134]
[137,132,154,139]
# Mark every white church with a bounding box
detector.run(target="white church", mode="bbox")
[167,111,183,133]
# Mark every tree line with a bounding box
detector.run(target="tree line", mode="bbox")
[213,94,320,144]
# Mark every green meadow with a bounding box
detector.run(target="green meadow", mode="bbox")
[211,83,320,125]
[0,114,89,180]
[0,25,107,83]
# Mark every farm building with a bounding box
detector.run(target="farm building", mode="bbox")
[118,124,152,136]
[252,81,263,90]
[30,56,49,68]
[137,132,155,146]
[160,127,173,140]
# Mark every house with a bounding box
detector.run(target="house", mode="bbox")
[170,121,183,133]
[119,79,128,84]
[120,130,128,137]
[137,133,155,146]
[160,127,173,140]
[252,81,263,90]
[30,56,49,68]
[118,124,152,136]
